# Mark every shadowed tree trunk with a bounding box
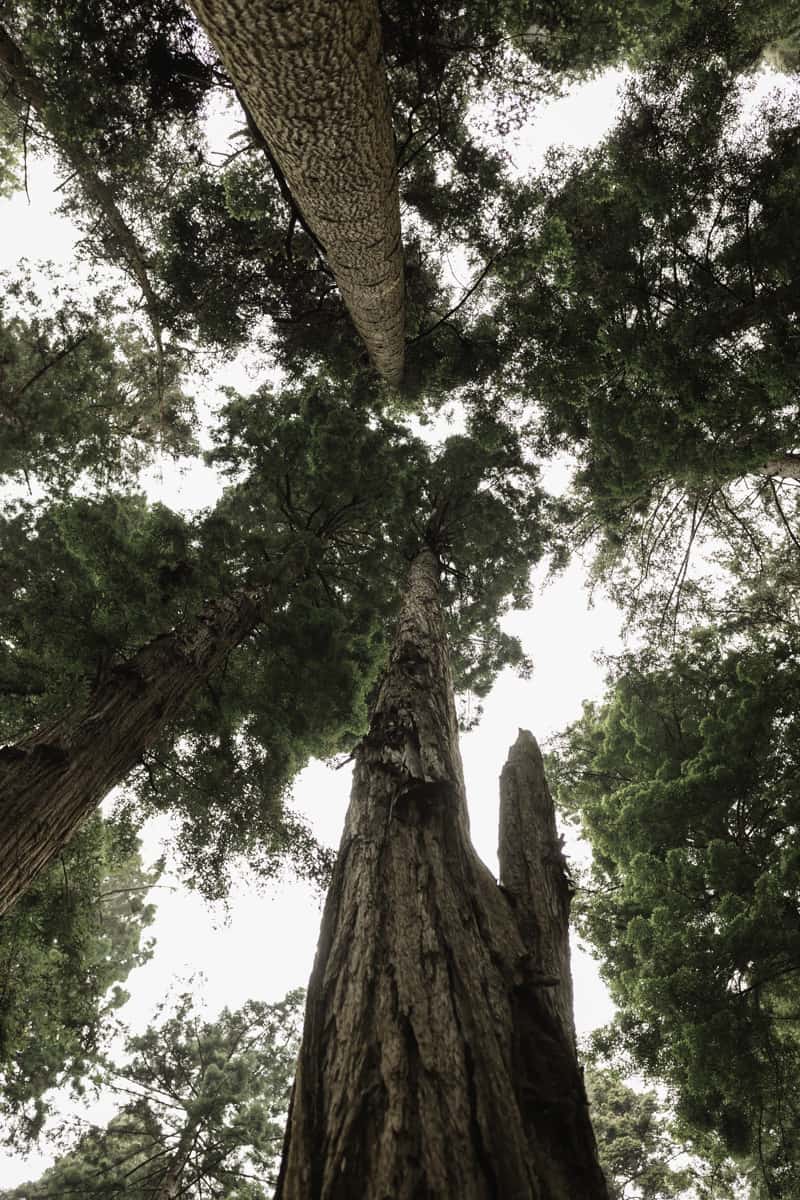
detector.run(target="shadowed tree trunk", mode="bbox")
[275,546,609,1199]
[498,728,577,1056]
[761,452,800,480]
[189,0,405,386]
[0,586,271,916]
[700,282,799,342]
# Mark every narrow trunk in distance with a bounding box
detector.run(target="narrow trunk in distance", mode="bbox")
[276,547,609,1199]
[0,587,266,916]
[156,1121,200,1200]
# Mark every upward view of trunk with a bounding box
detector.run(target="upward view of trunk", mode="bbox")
[0,23,166,392]
[276,547,608,1199]
[156,1121,200,1200]
[190,0,405,386]
[0,587,269,916]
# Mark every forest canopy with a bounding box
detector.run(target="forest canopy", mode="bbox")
[0,0,798,1195]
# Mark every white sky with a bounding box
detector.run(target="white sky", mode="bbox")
[0,72,631,1186]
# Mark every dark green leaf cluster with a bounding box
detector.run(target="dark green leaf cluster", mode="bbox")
[493,67,800,505]
[550,632,800,1194]
[0,817,159,1144]
[486,64,800,626]
[0,493,201,743]
[3,0,215,172]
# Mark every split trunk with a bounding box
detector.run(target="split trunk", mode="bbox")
[0,587,268,916]
[276,547,608,1199]
[189,0,405,385]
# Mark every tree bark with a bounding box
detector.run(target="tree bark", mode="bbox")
[0,588,268,916]
[498,729,577,1057]
[0,23,167,394]
[760,452,800,481]
[276,548,608,1199]
[189,0,405,387]
[157,1121,200,1200]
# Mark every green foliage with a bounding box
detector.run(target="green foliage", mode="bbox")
[494,66,800,489]
[0,269,195,488]
[0,817,158,1144]
[586,1065,742,1199]
[514,0,797,75]
[550,632,800,1194]
[3,0,214,173]
[1,989,303,1199]
[489,64,800,625]
[0,366,550,897]
[0,100,22,197]
[0,492,201,743]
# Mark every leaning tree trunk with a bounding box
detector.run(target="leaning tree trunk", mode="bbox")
[275,547,608,1199]
[0,587,271,916]
[189,0,405,386]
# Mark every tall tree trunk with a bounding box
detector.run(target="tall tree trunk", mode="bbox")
[157,1121,199,1200]
[189,0,405,386]
[0,23,167,399]
[276,548,608,1199]
[0,588,268,916]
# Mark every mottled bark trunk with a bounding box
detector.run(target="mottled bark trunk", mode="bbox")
[760,452,800,480]
[0,23,166,388]
[0,589,265,916]
[189,0,405,386]
[276,549,608,1199]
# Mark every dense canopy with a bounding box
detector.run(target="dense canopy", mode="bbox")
[0,0,799,1194]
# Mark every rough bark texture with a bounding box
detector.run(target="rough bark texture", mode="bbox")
[276,548,608,1200]
[761,452,800,480]
[0,23,165,378]
[499,730,577,1056]
[189,0,405,386]
[0,589,265,916]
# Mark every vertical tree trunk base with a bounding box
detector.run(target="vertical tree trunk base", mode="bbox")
[276,551,608,1199]
[278,762,607,1198]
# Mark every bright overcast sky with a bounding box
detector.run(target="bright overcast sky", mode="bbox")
[1,69,630,1186]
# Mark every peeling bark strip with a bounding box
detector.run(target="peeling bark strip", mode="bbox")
[276,549,608,1199]
[0,589,266,917]
[190,0,405,386]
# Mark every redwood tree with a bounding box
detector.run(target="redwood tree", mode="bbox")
[276,538,608,1198]
[189,0,405,385]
